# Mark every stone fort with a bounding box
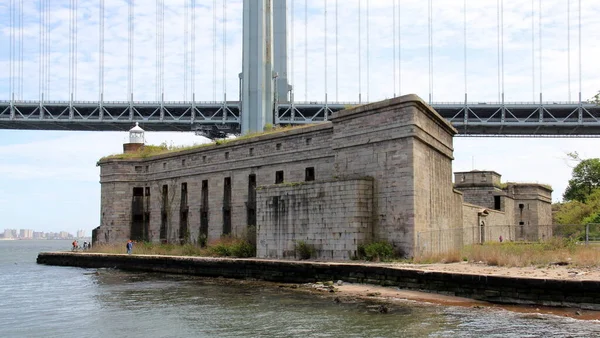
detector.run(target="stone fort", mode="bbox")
[93,95,552,259]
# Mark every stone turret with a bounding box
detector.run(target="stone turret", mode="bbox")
[123,122,145,153]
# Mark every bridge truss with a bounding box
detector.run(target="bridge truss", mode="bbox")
[1,100,599,138]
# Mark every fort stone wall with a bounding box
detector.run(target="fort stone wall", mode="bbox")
[94,94,552,259]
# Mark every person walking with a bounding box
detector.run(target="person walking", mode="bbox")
[126,240,133,254]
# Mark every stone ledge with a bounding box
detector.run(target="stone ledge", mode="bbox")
[37,252,600,310]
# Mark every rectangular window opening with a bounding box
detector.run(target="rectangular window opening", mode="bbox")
[276,143,282,150]
[247,174,257,226]
[200,180,209,247]
[225,152,230,159]
[275,171,284,184]
[249,148,254,156]
[305,138,312,145]
[223,177,232,235]
[305,167,315,181]
[493,196,501,211]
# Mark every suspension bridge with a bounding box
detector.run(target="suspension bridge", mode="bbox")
[0,0,598,138]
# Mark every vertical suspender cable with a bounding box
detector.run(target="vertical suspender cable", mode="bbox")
[539,0,542,100]
[578,0,581,104]
[497,0,500,101]
[358,0,361,103]
[47,0,51,97]
[38,0,42,100]
[99,0,104,101]
[74,0,78,99]
[567,0,571,102]
[223,0,227,100]
[393,0,396,97]
[501,0,505,99]
[161,0,165,98]
[154,0,160,101]
[19,0,24,99]
[69,0,73,98]
[212,0,216,101]
[304,0,308,101]
[291,0,294,97]
[463,0,467,97]
[335,0,338,101]
[324,0,327,101]
[366,1,369,102]
[10,0,14,99]
[398,0,401,96]
[531,0,535,101]
[428,0,433,103]
[191,0,195,98]
[184,0,188,101]
[129,0,134,101]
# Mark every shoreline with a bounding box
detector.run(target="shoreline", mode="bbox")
[37,252,600,313]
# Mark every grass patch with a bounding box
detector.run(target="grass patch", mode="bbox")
[414,238,600,267]
[100,125,315,161]
[89,237,256,258]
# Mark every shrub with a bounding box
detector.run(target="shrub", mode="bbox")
[207,236,256,258]
[295,240,315,260]
[358,241,394,262]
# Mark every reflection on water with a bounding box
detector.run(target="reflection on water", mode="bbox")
[1,240,600,338]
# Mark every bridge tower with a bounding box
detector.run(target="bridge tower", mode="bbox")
[241,0,290,135]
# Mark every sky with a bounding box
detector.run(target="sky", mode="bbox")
[0,0,599,235]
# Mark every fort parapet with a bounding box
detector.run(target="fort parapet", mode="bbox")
[94,95,552,259]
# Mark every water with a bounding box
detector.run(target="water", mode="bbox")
[1,240,600,338]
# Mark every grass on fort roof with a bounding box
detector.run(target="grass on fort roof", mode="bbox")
[100,124,313,160]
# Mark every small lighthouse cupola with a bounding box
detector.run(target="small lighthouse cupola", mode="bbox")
[123,122,145,153]
[129,122,145,144]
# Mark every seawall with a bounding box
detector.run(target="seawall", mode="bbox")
[37,252,600,310]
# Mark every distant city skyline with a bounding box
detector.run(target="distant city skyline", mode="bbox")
[1,228,87,239]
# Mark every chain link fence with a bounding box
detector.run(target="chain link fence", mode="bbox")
[416,224,596,256]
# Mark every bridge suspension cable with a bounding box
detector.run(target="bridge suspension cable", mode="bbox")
[19,0,23,99]
[73,0,79,100]
[567,0,571,101]
[223,0,227,101]
[304,0,308,101]
[9,0,14,99]
[212,0,216,101]
[184,0,188,101]
[335,0,338,101]
[99,0,105,101]
[428,0,433,103]
[464,0,467,98]
[155,0,164,101]
[191,0,196,98]
[366,1,370,102]
[290,0,294,100]
[531,0,535,101]
[398,0,402,96]
[324,0,328,102]
[539,0,543,101]
[358,0,362,103]
[578,0,582,105]
[129,0,134,101]
[393,0,396,97]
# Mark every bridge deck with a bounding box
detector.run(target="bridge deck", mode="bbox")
[1,100,599,137]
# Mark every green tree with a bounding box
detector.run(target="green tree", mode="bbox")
[563,154,600,203]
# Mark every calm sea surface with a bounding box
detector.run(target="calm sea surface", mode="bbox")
[1,240,600,338]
